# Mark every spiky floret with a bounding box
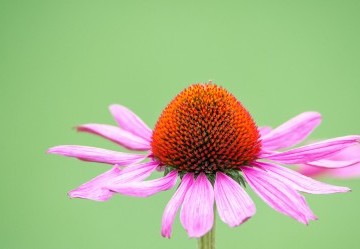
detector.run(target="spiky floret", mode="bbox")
[151,83,261,174]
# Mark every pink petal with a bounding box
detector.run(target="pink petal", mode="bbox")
[68,165,120,201]
[180,173,214,238]
[326,143,360,161]
[296,164,325,178]
[47,145,146,165]
[259,126,272,136]
[242,166,317,224]
[214,172,255,227]
[305,143,360,168]
[299,163,360,179]
[254,162,350,194]
[261,112,321,150]
[107,170,178,197]
[263,135,360,164]
[107,161,160,185]
[306,159,360,168]
[161,173,195,238]
[109,104,152,141]
[77,124,150,151]
[297,143,360,178]
[321,163,360,178]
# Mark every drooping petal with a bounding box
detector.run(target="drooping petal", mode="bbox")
[261,112,321,150]
[304,143,360,168]
[242,166,317,224]
[258,126,272,136]
[161,173,195,238]
[77,124,151,151]
[299,163,360,178]
[296,164,325,178]
[306,159,360,168]
[68,165,120,201]
[109,104,152,141]
[47,145,146,165]
[180,173,214,238]
[262,135,360,164]
[214,172,255,227]
[324,163,360,178]
[327,143,360,161]
[107,170,178,197]
[107,161,160,185]
[254,162,350,194]
[298,143,360,178]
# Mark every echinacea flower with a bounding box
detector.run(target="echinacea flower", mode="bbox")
[48,83,359,239]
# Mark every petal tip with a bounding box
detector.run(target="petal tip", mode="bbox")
[228,216,252,227]
[76,124,94,132]
[335,187,351,193]
[109,104,122,110]
[67,190,77,199]
[161,231,171,239]
[299,214,317,225]
[47,146,61,154]
[47,148,55,154]
[299,218,309,225]
[310,111,321,117]
[186,229,212,238]
[67,191,111,202]
[75,125,84,132]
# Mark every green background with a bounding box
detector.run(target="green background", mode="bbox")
[1,0,359,248]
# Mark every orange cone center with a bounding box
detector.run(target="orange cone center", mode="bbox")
[151,83,261,173]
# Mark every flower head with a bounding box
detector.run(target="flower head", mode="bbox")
[152,84,261,172]
[48,83,359,238]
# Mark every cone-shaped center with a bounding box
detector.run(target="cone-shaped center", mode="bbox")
[151,83,261,173]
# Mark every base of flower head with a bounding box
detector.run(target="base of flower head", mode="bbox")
[163,166,246,187]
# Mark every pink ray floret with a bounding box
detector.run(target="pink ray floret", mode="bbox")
[298,143,360,178]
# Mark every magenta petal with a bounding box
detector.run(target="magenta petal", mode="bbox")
[305,143,360,168]
[255,162,350,194]
[242,166,316,224]
[109,104,152,141]
[77,124,151,151]
[321,163,360,178]
[327,143,360,161]
[299,163,360,179]
[299,143,360,178]
[214,172,255,227]
[296,164,325,178]
[107,170,178,197]
[263,135,360,164]
[306,158,360,168]
[161,173,195,238]
[261,112,321,150]
[180,173,214,238]
[107,161,160,185]
[48,145,146,165]
[68,166,120,201]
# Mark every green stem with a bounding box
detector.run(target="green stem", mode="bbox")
[198,210,216,249]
